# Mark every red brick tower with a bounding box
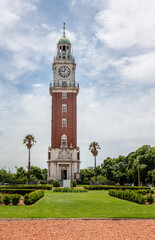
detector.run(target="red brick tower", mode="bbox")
[47,23,80,181]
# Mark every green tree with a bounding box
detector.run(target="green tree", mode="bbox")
[80,168,94,182]
[15,167,28,184]
[0,169,15,183]
[101,157,115,181]
[42,168,48,180]
[89,142,101,181]
[30,166,43,180]
[23,134,36,183]
[128,145,155,185]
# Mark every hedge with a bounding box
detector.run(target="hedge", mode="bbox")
[108,189,154,204]
[84,185,151,191]
[0,194,21,205]
[0,189,35,195]
[0,184,52,190]
[53,187,87,193]
[24,190,44,205]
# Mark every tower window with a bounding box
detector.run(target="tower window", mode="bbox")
[61,134,67,147]
[62,118,67,127]
[62,81,67,87]
[62,104,67,112]
[62,92,67,99]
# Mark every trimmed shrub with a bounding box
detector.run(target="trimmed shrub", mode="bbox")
[136,189,150,195]
[0,189,35,195]
[73,180,77,187]
[3,194,12,205]
[53,181,60,187]
[53,187,87,193]
[0,194,3,204]
[109,189,146,204]
[40,180,47,185]
[0,184,52,190]
[24,190,44,205]
[84,185,150,191]
[12,194,21,205]
[147,194,154,204]
[137,195,145,204]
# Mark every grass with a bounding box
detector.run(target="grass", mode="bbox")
[0,190,154,219]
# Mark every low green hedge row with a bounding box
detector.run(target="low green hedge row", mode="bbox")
[24,190,44,205]
[0,189,35,195]
[0,184,52,190]
[0,194,21,205]
[109,189,154,204]
[136,189,153,195]
[53,187,87,193]
[84,185,151,191]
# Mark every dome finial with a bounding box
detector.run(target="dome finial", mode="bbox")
[63,22,66,37]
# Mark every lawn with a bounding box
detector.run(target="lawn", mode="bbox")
[0,190,154,219]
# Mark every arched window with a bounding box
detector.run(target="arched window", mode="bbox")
[61,134,67,147]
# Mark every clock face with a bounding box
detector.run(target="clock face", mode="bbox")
[58,66,70,78]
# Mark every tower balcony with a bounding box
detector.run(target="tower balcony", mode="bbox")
[49,82,79,95]
[50,82,79,88]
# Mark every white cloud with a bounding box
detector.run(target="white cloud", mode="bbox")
[113,52,155,83]
[0,0,59,80]
[95,0,155,49]
[78,86,155,167]
[32,83,44,88]
[0,83,50,169]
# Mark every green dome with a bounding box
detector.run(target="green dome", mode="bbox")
[58,37,71,45]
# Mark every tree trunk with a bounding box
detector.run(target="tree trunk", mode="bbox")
[94,155,97,181]
[28,148,30,183]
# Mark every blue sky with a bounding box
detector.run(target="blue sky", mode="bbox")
[0,0,155,171]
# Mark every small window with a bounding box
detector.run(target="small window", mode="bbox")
[62,118,67,127]
[62,81,66,86]
[62,92,67,99]
[62,104,67,112]
[61,134,67,147]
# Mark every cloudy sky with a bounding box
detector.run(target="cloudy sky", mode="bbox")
[0,0,155,171]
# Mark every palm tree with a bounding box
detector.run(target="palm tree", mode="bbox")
[89,142,101,181]
[23,134,36,183]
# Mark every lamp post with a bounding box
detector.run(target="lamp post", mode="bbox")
[136,158,140,187]
[69,143,74,188]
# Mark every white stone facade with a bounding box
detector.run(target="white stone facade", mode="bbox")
[47,147,80,181]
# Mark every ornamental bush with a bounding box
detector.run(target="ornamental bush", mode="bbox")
[147,194,154,204]
[3,194,12,205]
[0,194,3,204]
[0,184,52,190]
[109,189,146,204]
[73,180,77,187]
[136,189,150,195]
[0,189,35,195]
[53,181,61,187]
[53,187,87,193]
[84,185,150,191]
[24,190,44,205]
[12,194,21,205]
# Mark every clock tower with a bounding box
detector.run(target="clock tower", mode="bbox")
[47,23,80,182]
